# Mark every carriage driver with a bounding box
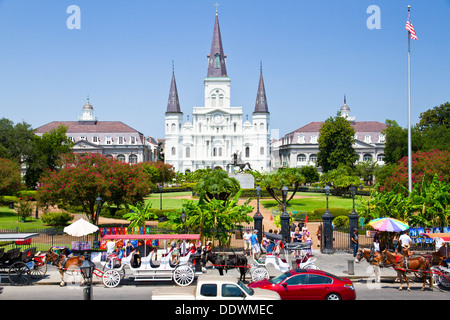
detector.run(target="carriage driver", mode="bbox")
[250,230,261,260]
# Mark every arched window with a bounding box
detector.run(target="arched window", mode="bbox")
[245,147,250,158]
[260,147,264,155]
[309,154,317,162]
[171,123,176,132]
[297,154,306,162]
[117,154,126,162]
[129,154,137,164]
[213,148,217,157]
[219,147,223,157]
[186,147,190,158]
[377,154,385,162]
[363,154,373,161]
[171,147,176,156]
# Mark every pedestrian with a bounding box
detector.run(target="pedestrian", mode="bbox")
[373,231,381,252]
[351,228,359,257]
[290,221,297,239]
[399,231,413,256]
[250,230,261,260]
[393,233,399,253]
[316,224,322,248]
[243,230,251,256]
[291,227,302,258]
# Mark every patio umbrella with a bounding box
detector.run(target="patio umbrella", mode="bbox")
[64,218,99,237]
[368,217,409,232]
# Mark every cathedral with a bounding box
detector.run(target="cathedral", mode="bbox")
[164,11,271,173]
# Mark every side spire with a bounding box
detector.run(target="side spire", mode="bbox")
[207,11,227,77]
[166,68,182,114]
[254,64,269,113]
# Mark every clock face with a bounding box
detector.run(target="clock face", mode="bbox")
[213,113,223,124]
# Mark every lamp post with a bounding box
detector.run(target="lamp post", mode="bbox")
[280,185,290,243]
[159,185,163,210]
[80,258,95,300]
[253,185,263,245]
[322,185,334,254]
[94,195,102,242]
[180,209,187,233]
[348,184,362,247]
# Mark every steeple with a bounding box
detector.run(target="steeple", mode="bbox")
[166,70,182,114]
[254,64,269,113]
[207,11,227,77]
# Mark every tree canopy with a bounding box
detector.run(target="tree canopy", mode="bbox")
[316,114,358,172]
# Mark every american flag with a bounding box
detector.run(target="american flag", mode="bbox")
[406,19,418,40]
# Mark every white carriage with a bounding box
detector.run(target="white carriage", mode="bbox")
[100,233,201,288]
[249,232,319,282]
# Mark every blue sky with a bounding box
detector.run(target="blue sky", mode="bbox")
[0,0,448,139]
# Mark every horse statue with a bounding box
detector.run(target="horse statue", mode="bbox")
[45,248,87,287]
[227,152,252,172]
[201,251,248,282]
[355,248,382,283]
[381,249,433,291]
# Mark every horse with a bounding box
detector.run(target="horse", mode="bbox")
[381,249,433,291]
[355,248,382,283]
[45,248,87,287]
[202,251,248,282]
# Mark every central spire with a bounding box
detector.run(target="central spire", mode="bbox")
[207,11,227,77]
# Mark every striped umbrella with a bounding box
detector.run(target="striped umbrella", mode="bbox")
[368,217,409,232]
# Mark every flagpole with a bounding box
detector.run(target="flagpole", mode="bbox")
[407,5,412,194]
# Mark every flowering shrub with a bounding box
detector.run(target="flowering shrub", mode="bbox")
[36,153,152,223]
[382,149,450,192]
[15,197,33,222]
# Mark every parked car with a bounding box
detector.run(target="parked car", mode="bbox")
[152,275,281,300]
[248,269,356,300]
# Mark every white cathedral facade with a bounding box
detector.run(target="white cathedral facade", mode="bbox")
[164,12,270,173]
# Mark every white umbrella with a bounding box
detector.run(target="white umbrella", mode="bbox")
[64,218,99,237]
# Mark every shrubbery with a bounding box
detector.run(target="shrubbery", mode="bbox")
[41,211,74,226]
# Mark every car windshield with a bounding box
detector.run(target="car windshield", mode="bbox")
[269,272,291,284]
[238,280,254,295]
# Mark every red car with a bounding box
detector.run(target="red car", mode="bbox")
[249,269,356,300]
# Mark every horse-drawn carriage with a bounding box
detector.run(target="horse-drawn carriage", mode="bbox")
[0,233,47,285]
[421,232,450,288]
[202,232,319,282]
[100,233,201,287]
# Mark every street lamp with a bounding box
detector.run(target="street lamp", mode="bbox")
[253,185,263,245]
[80,258,95,300]
[348,184,362,245]
[159,185,163,210]
[322,185,334,254]
[280,185,290,243]
[94,195,102,241]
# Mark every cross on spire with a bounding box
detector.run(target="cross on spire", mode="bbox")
[214,2,219,15]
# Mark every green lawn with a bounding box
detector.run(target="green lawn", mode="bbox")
[145,191,192,210]
[0,206,50,230]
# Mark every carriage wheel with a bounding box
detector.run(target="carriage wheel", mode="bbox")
[173,265,195,287]
[251,267,269,282]
[8,262,31,286]
[31,260,47,279]
[438,270,450,288]
[102,269,121,288]
[102,264,125,280]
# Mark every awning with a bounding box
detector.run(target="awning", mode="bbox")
[0,233,40,241]
[102,234,201,241]
[420,233,450,243]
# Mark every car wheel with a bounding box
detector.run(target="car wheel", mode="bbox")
[325,293,341,300]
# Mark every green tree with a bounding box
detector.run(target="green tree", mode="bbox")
[383,119,422,165]
[417,102,450,151]
[193,169,240,202]
[319,164,360,196]
[25,125,74,189]
[316,114,358,172]
[299,165,319,185]
[141,161,175,187]
[0,158,23,195]
[260,168,305,208]
[0,118,34,164]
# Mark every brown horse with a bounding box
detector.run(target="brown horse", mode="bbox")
[355,248,382,283]
[45,248,86,287]
[381,249,432,291]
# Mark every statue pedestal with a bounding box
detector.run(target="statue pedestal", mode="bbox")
[229,173,254,189]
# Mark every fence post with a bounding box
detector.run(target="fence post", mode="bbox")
[321,210,334,254]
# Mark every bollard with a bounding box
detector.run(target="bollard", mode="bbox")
[348,259,355,275]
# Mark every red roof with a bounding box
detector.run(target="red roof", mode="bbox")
[288,121,387,135]
[34,121,142,134]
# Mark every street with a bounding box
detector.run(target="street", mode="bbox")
[0,280,448,300]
